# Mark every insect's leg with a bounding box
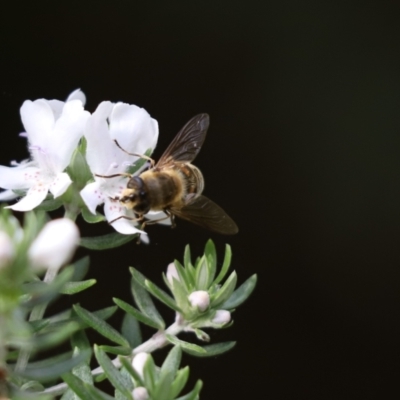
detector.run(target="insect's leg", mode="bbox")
[108,214,143,224]
[114,140,155,167]
[140,210,176,230]
[95,172,132,179]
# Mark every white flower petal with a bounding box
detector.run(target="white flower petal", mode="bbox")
[0,163,39,190]
[67,89,86,105]
[132,353,149,379]
[28,219,79,272]
[48,172,72,198]
[145,210,172,225]
[7,184,49,211]
[110,103,158,157]
[80,181,106,214]
[167,262,180,285]
[104,199,145,235]
[132,387,149,400]
[21,100,55,148]
[189,290,210,312]
[212,310,231,325]
[0,189,18,201]
[48,100,64,120]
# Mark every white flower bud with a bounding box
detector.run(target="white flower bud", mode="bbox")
[132,352,149,379]
[132,387,149,400]
[212,310,231,324]
[0,231,14,269]
[188,290,210,312]
[28,219,79,273]
[166,262,180,285]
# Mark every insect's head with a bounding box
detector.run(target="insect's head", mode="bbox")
[119,176,150,213]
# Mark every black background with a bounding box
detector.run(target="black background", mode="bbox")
[1,1,400,399]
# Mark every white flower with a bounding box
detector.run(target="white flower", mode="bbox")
[80,101,158,235]
[0,231,14,269]
[132,352,150,379]
[188,290,210,312]
[28,218,80,274]
[132,387,149,400]
[0,89,89,211]
[212,310,231,325]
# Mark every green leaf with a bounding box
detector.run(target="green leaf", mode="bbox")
[213,244,232,286]
[93,305,118,321]
[34,197,64,211]
[81,207,105,223]
[71,330,91,355]
[25,351,73,369]
[165,335,207,355]
[204,239,217,283]
[126,148,153,175]
[130,267,180,312]
[94,345,133,397]
[142,354,157,393]
[29,319,50,333]
[155,346,182,400]
[71,256,90,281]
[183,245,192,268]
[131,277,165,329]
[74,305,129,347]
[175,379,203,400]
[80,232,138,250]
[33,321,80,351]
[60,279,96,295]
[210,271,237,308]
[99,345,131,356]
[114,298,162,330]
[119,356,144,385]
[219,274,257,310]
[121,313,142,349]
[62,373,90,399]
[20,350,90,382]
[182,341,236,357]
[170,366,190,399]
[195,256,210,291]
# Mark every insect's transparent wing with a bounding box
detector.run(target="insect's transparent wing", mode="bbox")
[170,195,238,235]
[156,114,209,167]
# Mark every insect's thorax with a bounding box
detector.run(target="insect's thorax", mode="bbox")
[139,163,204,211]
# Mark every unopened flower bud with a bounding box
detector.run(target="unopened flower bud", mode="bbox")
[167,262,180,285]
[188,290,210,312]
[212,310,231,324]
[0,231,14,269]
[28,219,79,273]
[132,387,149,400]
[132,352,149,379]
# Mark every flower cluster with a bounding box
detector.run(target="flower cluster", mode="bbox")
[0,90,160,236]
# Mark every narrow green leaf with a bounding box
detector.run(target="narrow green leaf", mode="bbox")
[155,346,182,400]
[71,256,90,281]
[130,267,180,312]
[80,232,138,250]
[20,350,90,382]
[71,330,91,355]
[72,347,93,386]
[165,335,206,354]
[204,239,217,284]
[60,279,96,295]
[25,351,72,369]
[213,244,232,286]
[175,379,203,400]
[195,256,210,290]
[62,373,94,400]
[142,354,157,393]
[131,277,165,329]
[81,207,105,223]
[170,366,190,399]
[182,341,236,357]
[210,271,237,308]
[34,197,64,211]
[33,321,80,351]
[29,319,50,333]
[126,148,153,175]
[114,297,162,330]
[93,305,118,321]
[121,312,142,349]
[119,356,144,385]
[183,244,191,268]
[94,345,133,397]
[74,305,129,347]
[219,274,257,310]
[99,345,131,356]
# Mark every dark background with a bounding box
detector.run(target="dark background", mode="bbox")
[2,1,400,399]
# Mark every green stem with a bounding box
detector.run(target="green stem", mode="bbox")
[42,318,187,396]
